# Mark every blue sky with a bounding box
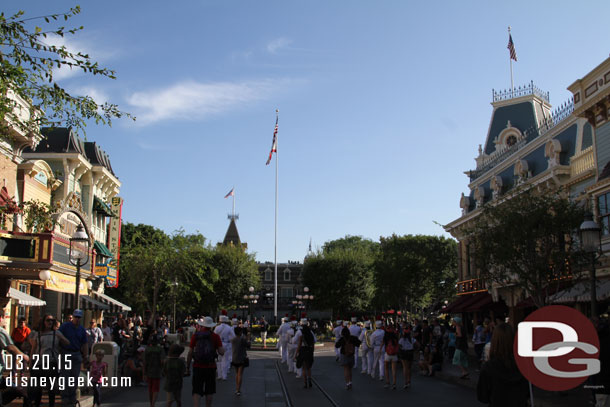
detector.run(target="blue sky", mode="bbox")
[9,1,610,262]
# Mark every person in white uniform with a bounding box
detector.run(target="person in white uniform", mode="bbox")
[276,317,291,363]
[333,320,343,361]
[370,318,386,380]
[286,317,298,373]
[291,322,303,378]
[348,317,362,369]
[214,312,236,380]
[359,320,373,374]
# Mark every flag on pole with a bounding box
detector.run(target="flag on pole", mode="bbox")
[266,115,278,165]
[507,34,517,61]
[224,188,234,198]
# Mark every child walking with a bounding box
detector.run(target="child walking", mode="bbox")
[90,350,108,407]
[162,344,186,407]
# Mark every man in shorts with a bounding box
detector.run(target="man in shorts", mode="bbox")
[186,317,225,407]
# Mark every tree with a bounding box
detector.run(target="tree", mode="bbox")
[209,244,260,312]
[0,6,133,138]
[466,187,587,309]
[303,236,377,316]
[374,234,458,313]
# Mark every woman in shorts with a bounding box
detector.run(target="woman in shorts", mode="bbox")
[230,327,249,396]
[398,326,416,389]
[334,327,361,390]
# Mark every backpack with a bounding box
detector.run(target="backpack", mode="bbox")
[302,328,314,347]
[193,331,216,364]
[343,338,355,356]
[385,331,399,356]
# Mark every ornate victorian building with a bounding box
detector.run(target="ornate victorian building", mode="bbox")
[444,57,610,321]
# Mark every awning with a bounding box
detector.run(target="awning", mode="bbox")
[444,295,472,313]
[550,279,610,303]
[451,293,489,313]
[80,295,110,310]
[94,241,113,258]
[462,293,494,312]
[8,288,46,306]
[93,196,114,217]
[92,291,132,312]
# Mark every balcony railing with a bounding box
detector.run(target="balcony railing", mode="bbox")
[570,146,595,178]
[457,278,487,295]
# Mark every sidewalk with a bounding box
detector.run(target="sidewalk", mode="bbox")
[433,350,592,407]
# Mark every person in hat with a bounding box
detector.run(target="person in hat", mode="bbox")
[370,317,386,380]
[187,317,225,407]
[276,315,291,364]
[294,315,316,388]
[59,309,88,406]
[286,317,298,374]
[332,320,343,362]
[359,320,373,375]
[213,310,235,381]
[348,316,362,370]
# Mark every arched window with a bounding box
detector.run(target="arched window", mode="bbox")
[283,269,291,281]
[264,269,272,281]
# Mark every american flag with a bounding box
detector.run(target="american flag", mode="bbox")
[224,188,234,198]
[266,116,278,165]
[507,34,517,61]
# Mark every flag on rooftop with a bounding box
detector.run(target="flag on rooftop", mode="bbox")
[507,34,517,61]
[266,115,278,165]
[224,188,234,198]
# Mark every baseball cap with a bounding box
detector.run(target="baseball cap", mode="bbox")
[73,309,84,318]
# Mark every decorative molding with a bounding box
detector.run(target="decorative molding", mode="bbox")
[545,139,563,168]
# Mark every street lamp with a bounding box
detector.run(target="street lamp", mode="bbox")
[69,224,90,311]
[246,287,259,322]
[580,213,602,318]
[172,280,179,333]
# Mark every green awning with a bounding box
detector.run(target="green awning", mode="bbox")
[93,196,114,217]
[94,241,113,258]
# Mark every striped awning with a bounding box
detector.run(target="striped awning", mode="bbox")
[92,291,132,312]
[8,288,46,306]
[80,295,110,310]
[549,279,610,303]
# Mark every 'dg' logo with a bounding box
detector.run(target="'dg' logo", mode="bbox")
[514,305,600,391]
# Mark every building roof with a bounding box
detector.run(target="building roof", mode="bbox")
[223,218,241,246]
[26,127,86,155]
[85,142,116,176]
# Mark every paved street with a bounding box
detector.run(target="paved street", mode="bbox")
[100,347,480,407]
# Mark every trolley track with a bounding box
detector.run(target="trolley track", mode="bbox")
[274,360,339,407]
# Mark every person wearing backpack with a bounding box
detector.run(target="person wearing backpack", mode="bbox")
[383,323,399,389]
[335,327,361,390]
[294,316,316,388]
[186,317,225,407]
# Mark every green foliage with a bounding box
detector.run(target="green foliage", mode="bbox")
[209,244,260,311]
[374,234,458,311]
[304,236,377,316]
[21,199,55,232]
[0,7,133,138]
[466,187,587,308]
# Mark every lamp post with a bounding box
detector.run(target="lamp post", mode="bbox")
[172,280,179,333]
[580,213,601,318]
[247,287,259,322]
[69,224,90,311]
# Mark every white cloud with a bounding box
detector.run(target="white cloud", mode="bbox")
[126,79,287,125]
[266,38,292,54]
[72,86,109,105]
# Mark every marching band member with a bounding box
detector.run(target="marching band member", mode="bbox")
[287,316,298,373]
[359,320,373,374]
[214,310,236,380]
[333,319,343,361]
[349,316,362,369]
[276,315,291,363]
[370,317,386,380]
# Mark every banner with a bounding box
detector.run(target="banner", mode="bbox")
[107,197,123,288]
[45,271,88,295]
[95,261,118,287]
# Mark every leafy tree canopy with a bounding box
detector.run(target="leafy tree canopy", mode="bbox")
[0,6,133,138]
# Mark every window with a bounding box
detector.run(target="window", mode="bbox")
[281,287,293,298]
[264,269,272,281]
[283,269,291,281]
[18,284,28,321]
[599,192,610,235]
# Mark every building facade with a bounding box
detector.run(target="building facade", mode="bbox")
[444,57,610,321]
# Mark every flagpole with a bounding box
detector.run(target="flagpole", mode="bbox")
[274,109,279,324]
[232,185,235,218]
[509,26,514,98]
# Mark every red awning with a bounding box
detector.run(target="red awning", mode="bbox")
[451,293,489,313]
[462,293,493,312]
[444,295,474,313]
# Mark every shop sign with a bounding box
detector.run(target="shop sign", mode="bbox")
[107,197,123,287]
[45,271,88,295]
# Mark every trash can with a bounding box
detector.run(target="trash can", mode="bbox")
[91,341,120,378]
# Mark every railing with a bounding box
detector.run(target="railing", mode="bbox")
[493,81,550,104]
[468,98,575,181]
[457,278,487,295]
[570,146,595,178]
